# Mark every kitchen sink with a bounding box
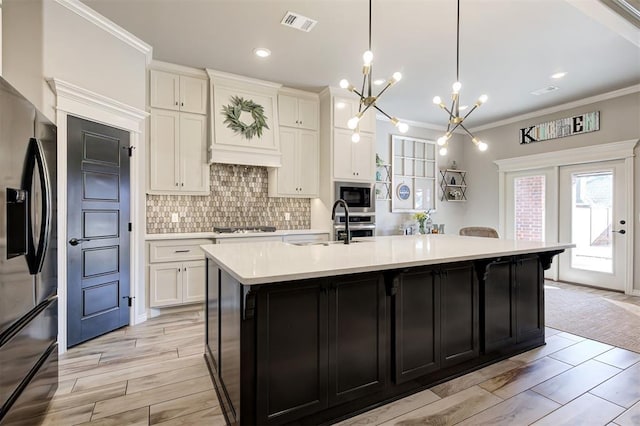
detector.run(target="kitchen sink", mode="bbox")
[287,240,372,246]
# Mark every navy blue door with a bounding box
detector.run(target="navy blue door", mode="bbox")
[67,116,130,347]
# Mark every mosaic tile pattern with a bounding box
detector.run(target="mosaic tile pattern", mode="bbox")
[147,164,310,234]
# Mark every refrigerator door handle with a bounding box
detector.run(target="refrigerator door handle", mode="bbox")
[21,138,52,275]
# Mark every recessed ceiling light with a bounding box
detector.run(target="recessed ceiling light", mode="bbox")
[551,72,567,79]
[373,79,385,86]
[253,48,271,58]
[530,86,559,96]
[459,105,468,111]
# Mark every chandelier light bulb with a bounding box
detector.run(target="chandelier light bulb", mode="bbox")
[437,136,447,146]
[433,96,442,105]
[478,141,488,151]
[478,94,488,104]
[351,132,361,143]
[339,79,350,89]
[392,72,402,82]
[363,50,374,66]
[397,122,409,133]
[439,146,448,156]
[347,116,360,130]
[452,81,462,93]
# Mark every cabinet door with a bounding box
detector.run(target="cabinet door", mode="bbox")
[440,263,479,368]
[149,109,180,191]
[352,132,374,181]
[278,94,299,128]
[183,260,205,303]
[297,130,319,196]
[256,281,328,424]
[328,273,386,405]
[483,259,516,353]
[333,97,355,130]
[394,268,440,384]
[298,98,318,130]
[333,129,355,180]
[276,128,298,196]
[516,255,544,343]
[149,263,183,307]
[179,113,208,193]
[150,70,180,110]
[179,76,208,114]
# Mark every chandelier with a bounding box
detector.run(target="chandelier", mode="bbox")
[339,0,408,142]
[432,0,488,155]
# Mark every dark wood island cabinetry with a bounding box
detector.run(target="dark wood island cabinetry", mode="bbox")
[202,235,568,425]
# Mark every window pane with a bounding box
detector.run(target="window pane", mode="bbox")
[514,175,545,242]
[570,172,612,273]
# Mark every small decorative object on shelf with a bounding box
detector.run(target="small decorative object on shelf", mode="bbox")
[375,157,392,200]
[451,160,458,170]
[440,168,467,202]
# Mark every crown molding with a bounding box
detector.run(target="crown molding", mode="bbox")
[494,139,639,172]
[150,60,208,79]
[206,69,282,90]
[54,0,153,64]
[470,84,640,133]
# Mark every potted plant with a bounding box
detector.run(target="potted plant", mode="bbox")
[413,209,432,234]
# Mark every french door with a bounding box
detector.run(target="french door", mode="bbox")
[558,161,628,291]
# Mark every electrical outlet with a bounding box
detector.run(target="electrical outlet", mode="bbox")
[171,213,179,223]
[284,212,291,221]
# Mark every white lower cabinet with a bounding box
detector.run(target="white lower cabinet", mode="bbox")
[148,239,209,308]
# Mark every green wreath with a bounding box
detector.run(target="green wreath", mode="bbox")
[221,95,269,140]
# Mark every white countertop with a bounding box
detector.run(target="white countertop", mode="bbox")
[201,234,574,285]
[145,229,330,241]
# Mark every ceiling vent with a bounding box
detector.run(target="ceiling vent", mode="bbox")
[281,11,318,32]
[530,86,560,96]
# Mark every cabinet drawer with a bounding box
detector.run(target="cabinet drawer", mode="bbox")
[148,239,210,263]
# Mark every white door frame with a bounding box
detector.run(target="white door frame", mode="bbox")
[495,139,638,295]
[49,79,148,353]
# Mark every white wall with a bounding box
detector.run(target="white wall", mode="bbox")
[463,90,640,291]
[375,120,467,236]
[2,0,147,122]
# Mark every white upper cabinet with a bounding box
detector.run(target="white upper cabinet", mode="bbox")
[278,93,318,130]
[149,109,209,194]
[150,69,207,114]
[333,96,375,134]
[269,89,320,198]
[333,128,374,181]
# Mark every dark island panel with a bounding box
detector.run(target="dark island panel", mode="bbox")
[205,251,563,425]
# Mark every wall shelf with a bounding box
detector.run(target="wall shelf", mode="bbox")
[440,169,467,202]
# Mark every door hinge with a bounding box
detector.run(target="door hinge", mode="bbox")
[123,296,135,307]
[126,146,136,157]
[128,222,132,232]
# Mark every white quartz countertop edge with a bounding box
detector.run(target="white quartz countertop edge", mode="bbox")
[201,235,574,286]
[145,229,330,240]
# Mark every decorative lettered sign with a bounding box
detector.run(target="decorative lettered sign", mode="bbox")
[519,111,600,144]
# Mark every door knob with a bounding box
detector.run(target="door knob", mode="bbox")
[612,229,626,234]
[69,237,91,246]
[620,220,626,225]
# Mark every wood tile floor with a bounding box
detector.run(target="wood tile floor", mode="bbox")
[25,286,640,426]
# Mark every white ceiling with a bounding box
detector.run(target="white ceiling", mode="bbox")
[81,0,640,128]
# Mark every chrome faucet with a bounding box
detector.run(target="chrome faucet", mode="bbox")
[331,199,350,244]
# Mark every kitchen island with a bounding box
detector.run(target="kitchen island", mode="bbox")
[202,235,572,425]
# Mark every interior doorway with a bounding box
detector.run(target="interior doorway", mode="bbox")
[558,161,628,291]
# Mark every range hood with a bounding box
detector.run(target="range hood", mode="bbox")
[206,69,282,168]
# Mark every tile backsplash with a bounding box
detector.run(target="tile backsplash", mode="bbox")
[146,164,310,234]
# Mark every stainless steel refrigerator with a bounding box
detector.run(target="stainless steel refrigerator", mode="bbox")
[0,77,58,424]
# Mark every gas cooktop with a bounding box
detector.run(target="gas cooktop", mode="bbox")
[214,226,277,234]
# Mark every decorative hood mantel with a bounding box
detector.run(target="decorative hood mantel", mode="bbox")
[206,69,282,167]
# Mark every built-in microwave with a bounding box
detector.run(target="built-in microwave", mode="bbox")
[334,181,375,213]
